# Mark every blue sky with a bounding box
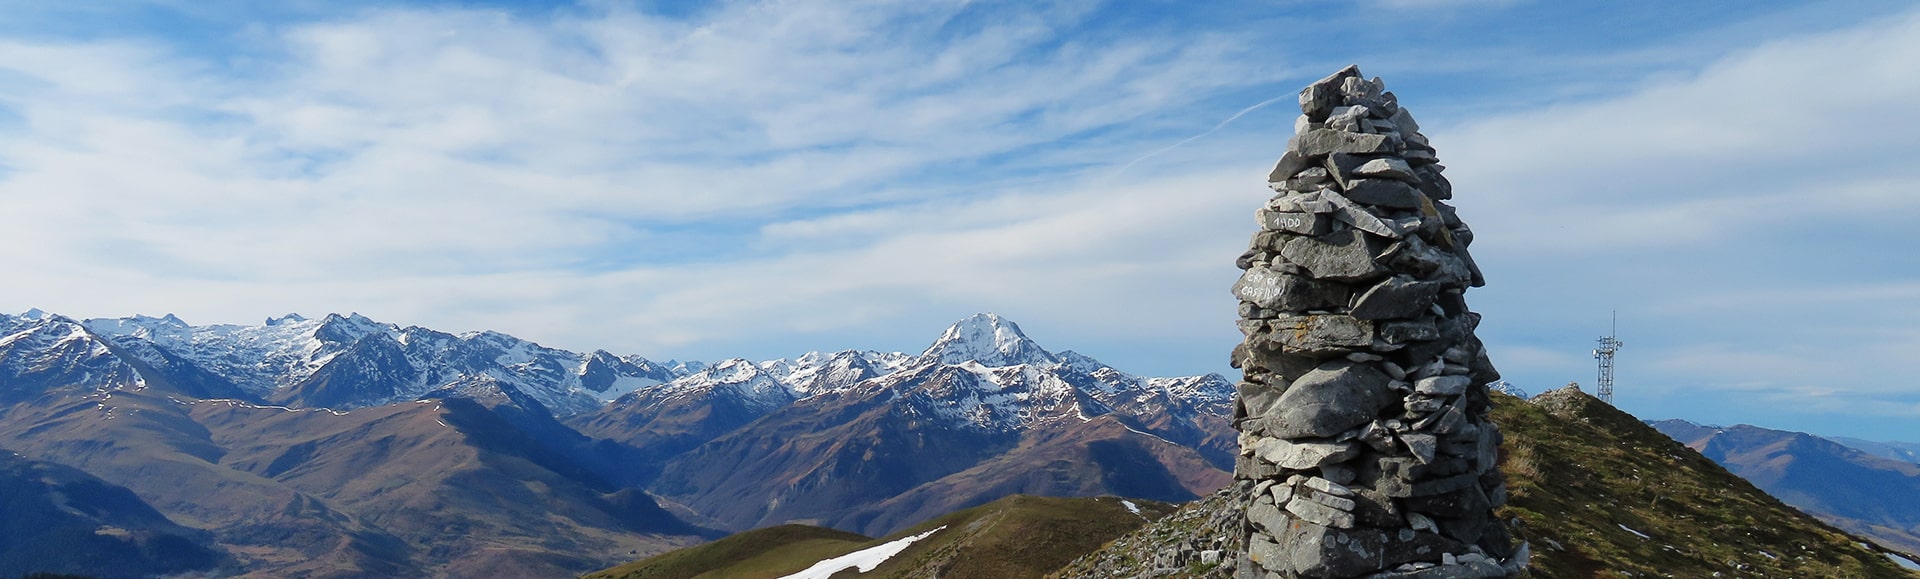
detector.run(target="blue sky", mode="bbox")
[0,0,1916,441]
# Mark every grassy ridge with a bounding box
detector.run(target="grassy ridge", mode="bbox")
[582,524,872,579]
[583,495,1173,579]
[1500,387,1916,577]
[592,388,1920,578]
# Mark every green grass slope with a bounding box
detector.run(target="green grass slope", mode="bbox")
[1052,387,1919,578]
[585,495,1175,579]
[1504,387,1917,577]
[583,524,872,579]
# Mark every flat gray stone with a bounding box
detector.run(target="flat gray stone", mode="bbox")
[1303,476,1356,497]
[1414,375,1471,396]
[1281,229,1389,282]
[1379,319,1439,343]
[1287,495,1357,528]
[1237,455,1282,480]
[1259,209,1332,236]
[1404,147,1439,165]
[1328,106,1369,132]
[1237,380,1286,421]
[1277,522,1389,577]
[1357,157,1417,181]
[1405,485,1489,519]
[1298,129,1394,157]
[1380,237,1473,287]
[1281,167,1333,191]
[1243,347,1326,383]
[1252,359,1395,438]
[1269,150,1315,183]
[1255,437,1362,470]
[1265,314,1375,356]
[1300,65,1362,121]
[1327,194,1411,239]
[1401,432,1438,464]
[1249,498,1292,535]
[1407,396,1446,413]
[1343,179,1427,209]
[1326,153,1372,186]
[1352,276,1443,320]
[1248,531,1290,573]
[1269,190,1339,213]
[1233,266,1350,312]
[1426,405,1466,434]
[1303,487,1358,512]
[1389,107,1421,136]
[1414,164,1452,200]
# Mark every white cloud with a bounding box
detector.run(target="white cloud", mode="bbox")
[1438,8,1920,424]
[1,0,1918,443]
[0,0,1269,364]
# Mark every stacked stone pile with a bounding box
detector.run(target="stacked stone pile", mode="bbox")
[1229,65,1525,579]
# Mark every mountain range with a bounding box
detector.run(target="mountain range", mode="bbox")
[0,309,1231,577]
[1652,419,1920,557]
[9,306,1913,578]
[584,387,1920,578]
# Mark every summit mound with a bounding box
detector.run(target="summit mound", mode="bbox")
[1053,387,1918,578]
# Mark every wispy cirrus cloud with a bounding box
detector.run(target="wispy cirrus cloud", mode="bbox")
[1,0,1918,442]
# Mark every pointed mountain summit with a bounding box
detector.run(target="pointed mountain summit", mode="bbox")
[920,313,1058,367]
[645,313,1234,536]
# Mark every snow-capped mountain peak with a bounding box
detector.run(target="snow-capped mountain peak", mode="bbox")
[920,313,1057,368]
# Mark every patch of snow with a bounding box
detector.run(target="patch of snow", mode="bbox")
[1618,524,1650,540]
[920,313,1056,367]
[185,398,350,416]
[777,525,946,579]
[1119,422,1178,446]
[1891,552,1920,571]
[1121,500,1142,517]
[595,375,662,403]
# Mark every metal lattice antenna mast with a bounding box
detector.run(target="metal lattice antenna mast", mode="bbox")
[1593,311,1624,404]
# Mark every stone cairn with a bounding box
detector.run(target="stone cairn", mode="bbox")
[1229,66,1525,578]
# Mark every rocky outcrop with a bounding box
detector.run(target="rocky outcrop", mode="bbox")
[1229,66,1522,578]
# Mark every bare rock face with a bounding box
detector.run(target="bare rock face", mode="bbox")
[1230,65,1523,579]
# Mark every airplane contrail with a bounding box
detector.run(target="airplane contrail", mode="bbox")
[1105,93,1292,181]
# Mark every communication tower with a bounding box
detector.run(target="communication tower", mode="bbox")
[1593,312,1624,404]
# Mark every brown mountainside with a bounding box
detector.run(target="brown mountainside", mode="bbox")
[649,374,1230,537]
[0,447,228,578]
[0,387,711,577]
[1652,419,1920,556]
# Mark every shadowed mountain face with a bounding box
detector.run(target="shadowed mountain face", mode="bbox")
[0,385,711,577]
[1652,419,1920,556]
[0,449,228,579]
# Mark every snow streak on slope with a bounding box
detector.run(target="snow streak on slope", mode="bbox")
[777,526,947,579]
